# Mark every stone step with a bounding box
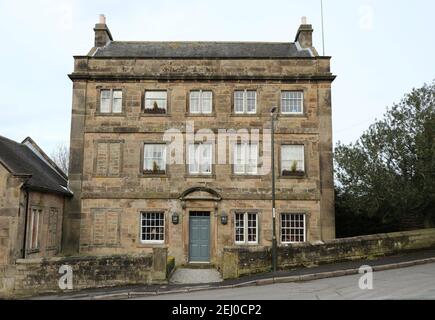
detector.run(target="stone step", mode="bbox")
[169,268,223,285]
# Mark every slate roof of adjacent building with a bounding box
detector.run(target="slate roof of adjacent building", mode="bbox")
[0,135,72,196]
[92,41,314,58]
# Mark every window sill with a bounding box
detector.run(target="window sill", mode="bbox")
[92,175,122,179]
[137,242,167,248]
[185,174,216,179]
[141,173,169,178]
[26,249,40,254]
[185,113,216,117]
[278,114,308,119]
[230,114,260,117]
[231,174,262,179]
[140,113,170,117]
[94,112,126,117]
[279,174,307,180]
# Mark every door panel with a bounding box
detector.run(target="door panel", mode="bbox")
[189,212,210,262]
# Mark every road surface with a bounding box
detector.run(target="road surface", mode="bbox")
[136,262,435,300]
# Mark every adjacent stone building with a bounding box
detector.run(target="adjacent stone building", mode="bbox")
[65,15,336,268]
[0,136,72,265]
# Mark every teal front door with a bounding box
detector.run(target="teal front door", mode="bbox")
[189,212,210,262]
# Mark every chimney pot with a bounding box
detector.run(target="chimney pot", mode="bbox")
[99,14,106,24]
[301,16,307,25]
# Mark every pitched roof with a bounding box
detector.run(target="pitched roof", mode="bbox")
[0,135,72,196]
[92,41,314,58]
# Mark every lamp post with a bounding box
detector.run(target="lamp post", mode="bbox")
[270,106,278,273]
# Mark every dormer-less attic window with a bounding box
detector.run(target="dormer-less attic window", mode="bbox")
[100,89,122,113]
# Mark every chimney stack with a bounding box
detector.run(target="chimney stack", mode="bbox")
[295,16,313,48]
[94,14,113,47]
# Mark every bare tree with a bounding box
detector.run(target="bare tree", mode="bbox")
[51,142,69,175]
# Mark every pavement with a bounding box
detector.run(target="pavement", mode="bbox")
[29,248,435,300]
[170,268,223,285]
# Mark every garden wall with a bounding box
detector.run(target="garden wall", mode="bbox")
[222,228,435,279]
[0,247,167,298]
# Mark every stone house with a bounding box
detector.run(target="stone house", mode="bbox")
[0,136,72,265]
[64,15,335,268]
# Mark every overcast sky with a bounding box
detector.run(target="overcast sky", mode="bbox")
[0,0,434,155]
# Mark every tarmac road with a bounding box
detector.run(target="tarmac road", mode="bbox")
[136,262,435,300]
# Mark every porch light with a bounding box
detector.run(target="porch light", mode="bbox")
[171,212,179,225]
[221,212,228,225]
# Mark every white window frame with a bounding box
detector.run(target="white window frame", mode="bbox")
[29,208,41,249]
[281,213,306,244]
[140,212,165,244]
[233,143,258,175]
[143,144,167,174]
[281,91,304,115]
[100,89,123,113]
[281,145,305,175]
[188,143,213,175]
[234,90,257,114]
[189,90,213,114]
[144,91,168,113]
[234,212,258,245]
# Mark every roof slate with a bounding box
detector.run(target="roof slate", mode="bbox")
[93,41,313,58]
[0,135,71,196]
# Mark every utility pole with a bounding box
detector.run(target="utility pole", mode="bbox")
[270,106,278,273]
[321,0,326,55]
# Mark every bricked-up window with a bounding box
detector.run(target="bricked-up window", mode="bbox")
[144,91,167,114]
[29,208,41,249]
[143,144,166,174]
[189,90,212,114]
[47,208,59,248]
[95,142,122,176]
[235,212,258,245]
[233,143,258,175]
[188,144,212,175]
[281,91,303,114]
[281,145,305,176]
[234,90,256,114]
[281,213,306,243]
[91,209,121,246]
[100,89,122,113]
[141,212,165,243]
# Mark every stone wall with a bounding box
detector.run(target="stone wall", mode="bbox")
[0,247,167,298]
[0,164,24,266]
[222,228,435,279]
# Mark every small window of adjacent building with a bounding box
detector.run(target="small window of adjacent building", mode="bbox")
[281,91,303,114]
[234,90,257,114]
[235,212,258,245]
[140,212,165,244]
[29,208,41,250]
[188,144,213,175]
[281,145,305,177]
[144,91,167,114]
[47,208,59,249]
[100,89,123,113]
[189,90,212,114]
[233,143,258,175]
[143,144,167,175]
[281,213,306,243]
